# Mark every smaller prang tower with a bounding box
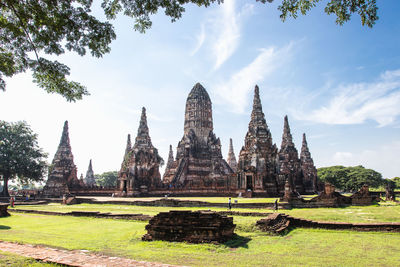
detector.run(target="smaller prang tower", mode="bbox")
[84,159,96,187]
[277,116,303,193]
[300,133,318,193]
[118,107,164,195]
[237,85,279,195]
[227,138,237,172]
[43,121,82,196]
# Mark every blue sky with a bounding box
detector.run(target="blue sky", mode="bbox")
[1,0,399,179]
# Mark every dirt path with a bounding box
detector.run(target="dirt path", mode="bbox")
[0,241,183,267]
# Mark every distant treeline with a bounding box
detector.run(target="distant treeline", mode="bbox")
[317,165,399,191]
[95,171,118,187]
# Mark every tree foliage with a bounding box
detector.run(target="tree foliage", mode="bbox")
[317,165,383,191]
[95,171,118,187]
[278,0,378,28]
[1,0,378,101]
[387,177,400,189]
[0,0,115,101]
[0,120,47,197]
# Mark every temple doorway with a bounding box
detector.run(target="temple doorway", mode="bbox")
[122,180,127,193]
[246,175,253,190]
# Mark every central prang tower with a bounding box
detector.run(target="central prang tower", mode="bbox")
[183,83,213,143]
[163,83,233,188]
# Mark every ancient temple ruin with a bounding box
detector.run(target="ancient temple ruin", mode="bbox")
[162,83,234,189]
[226,138,237,172]
[43,121,83,197]
[162,145,175,184]
[300,133,318,193]
[43,83,319,198]
[84,159,96,186]
[236,86,318,196]
[117,107,164,195]
[277,116,303,193]
[237,85,279,196]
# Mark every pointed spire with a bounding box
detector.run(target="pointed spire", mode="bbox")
[88,159,93,173]
[134,107,153,148]
[301,133,309,154]
[166,145,174,169]
[125,134,132,154]
[138,107,149,137]
[85,159,96,186]
[250,85,266,125]
[59,120,71,149]
[300,133,314,163]
[280,115,294,150]
[227,138,237,172]
[229,138,234,153]
[53,120,73,165]
[300,133,317,192]
[252,85,262,112]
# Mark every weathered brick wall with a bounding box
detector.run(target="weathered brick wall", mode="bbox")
[143,210,236,243]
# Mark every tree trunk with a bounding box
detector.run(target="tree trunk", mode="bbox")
[0,176,10,197]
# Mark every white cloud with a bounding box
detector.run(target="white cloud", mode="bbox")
[328,142,400,178]
[213,0,240,70]
[333,152,353,162]
[302,69,400,127]
[190,24,206,56]
[191,0,254,69]
[213,43,293,113]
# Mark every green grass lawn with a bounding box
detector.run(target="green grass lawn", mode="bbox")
[1,213,400,266]
[10,203,270,216]
[81,196,280,203]
[10,201,400,223]
[284,202,400,223]
[0,251,60,266]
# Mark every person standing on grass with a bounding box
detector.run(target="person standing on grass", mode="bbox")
[228,197,232,210]
[274,199,278,211]
[10,196,15,208]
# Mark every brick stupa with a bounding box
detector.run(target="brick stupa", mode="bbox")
[43,121,82,197]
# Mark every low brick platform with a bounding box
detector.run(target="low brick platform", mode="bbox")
[142,210,236,243]
[257,213,400,234]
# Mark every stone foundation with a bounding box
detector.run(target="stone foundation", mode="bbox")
[0,203,10,217]
[256,213,290,234]
[257,213,400,233]
[142,210,236,243]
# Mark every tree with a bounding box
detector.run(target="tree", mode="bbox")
[1,0,378,101]
[317,165,383,191]
[95,171,118,187]
[0,121,47,197]
[388,177,400,189]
